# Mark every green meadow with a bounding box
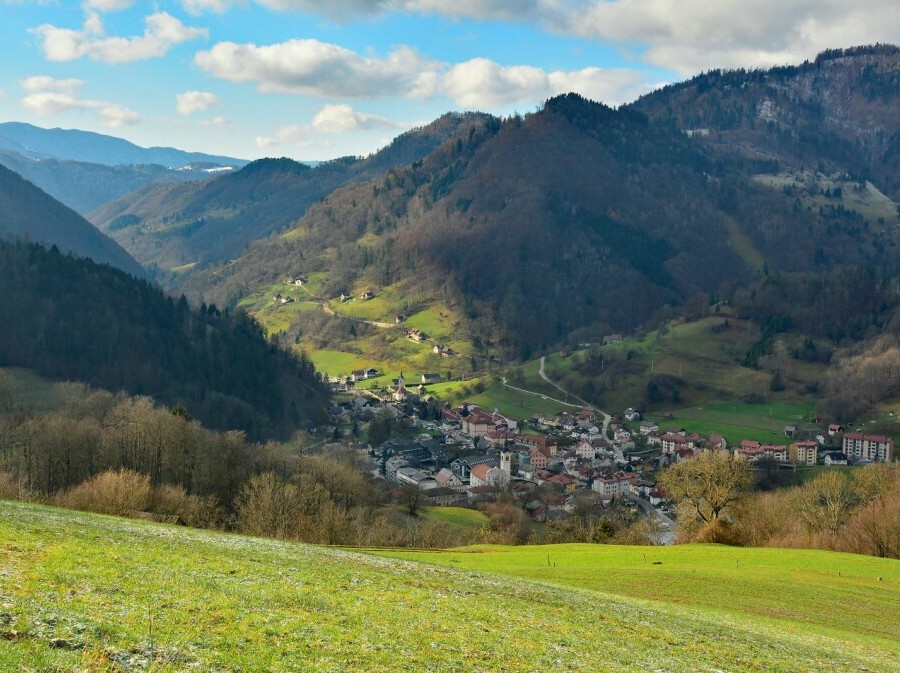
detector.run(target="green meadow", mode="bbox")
[3,501,899,672]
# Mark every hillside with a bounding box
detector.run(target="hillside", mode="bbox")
[185,65,900,362]
[0,121,245,168]
[0,149,228,215]
[89,112,495,280]
[630,44,900,200]
[2,501,897,672]
[0,164,145,277]
[0,240,328,439]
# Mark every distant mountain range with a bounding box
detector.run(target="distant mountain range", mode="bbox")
[88,112,495,279]
[0,122,248,168]
[0,163,145,278]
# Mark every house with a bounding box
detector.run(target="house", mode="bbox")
[406,328,427,342]
[603,334,623,345]
[592,471,635,499]
[360,290,375,300]
[392,386,415,402]
[825,452,849,466]
[528,448,550,470]
[784,425,796,438]
[364,367,378,379]
[639,421,659,435]
[350,369,367,382]
[624,408,641,422]
[292,277,306,286]
[484,429,515,449]
[434,468,464,489]
[450,454,499,481]
[660,432,689,454]
[574,439,597,460]
[395,467,437,490]
[828,424,844,436]
[423,487,460,506]
[469,464,509,489]
[421,372,442,384]
[577,409,596,425]
[517,434,558,457]
[461,408,495,438]
[842,433,893,462]
[789,440,819,466]
[545,474,577,493]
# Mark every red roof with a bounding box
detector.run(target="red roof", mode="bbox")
[470,464,492,481]
[843,433,892,442]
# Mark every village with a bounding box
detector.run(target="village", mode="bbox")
[326,373,895,529]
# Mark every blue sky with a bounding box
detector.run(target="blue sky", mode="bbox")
[1,1,898,162]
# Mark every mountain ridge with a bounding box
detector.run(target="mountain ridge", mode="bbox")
[0,121,248,168]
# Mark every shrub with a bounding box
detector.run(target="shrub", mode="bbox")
[56,469,151,516]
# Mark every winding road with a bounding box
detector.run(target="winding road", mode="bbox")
[501,356,612,440]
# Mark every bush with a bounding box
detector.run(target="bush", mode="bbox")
[56,469,151,516]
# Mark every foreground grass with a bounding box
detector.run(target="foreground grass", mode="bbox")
[3,501,899,672]
[377,544,900,649]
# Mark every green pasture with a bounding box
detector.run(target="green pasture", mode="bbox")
[377,542,900,650]
[3,501,899,672]
[647,399,821,443]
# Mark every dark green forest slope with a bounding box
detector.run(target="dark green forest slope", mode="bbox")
[0,240,328,439]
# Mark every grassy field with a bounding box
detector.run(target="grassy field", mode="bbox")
[3,501,899,673]
[646,400,820,443]
[377,543,900,650]
[0,366,62,413]
[384,505,489,531]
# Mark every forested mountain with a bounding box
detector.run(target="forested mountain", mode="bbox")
[0,240,329,439]
[88,112,495,279]
[630,44,900,199]
[0,164,145,277]
[0,121,246,168]
[0,149,226,215]
[184,45,900,359]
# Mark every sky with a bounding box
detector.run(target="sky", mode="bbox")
[1,1,899,162]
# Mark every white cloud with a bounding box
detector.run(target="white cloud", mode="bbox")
[443,58,655,108]
[84,0,135,10]
[311,104,400,133]
[34,11,207,63]
[21,78,140,128]
[176,90,221,115]
[444,58,549,107]
[195,39,440,98]
[222,1,900,76]
[199,115,230,128]
[20,75,84,94]
[558,1,900,75]
[256,124,317,148]
[181,0,236,14]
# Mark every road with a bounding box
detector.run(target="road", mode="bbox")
[538,356,612,440]
[626,495,676,545]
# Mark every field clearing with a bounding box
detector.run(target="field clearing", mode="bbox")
[384,505,489,531]
[377,543,900,649]
[3,502,900,673]
[0,366,61,412]
[467,380,578,417]
[648,399,820,443]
